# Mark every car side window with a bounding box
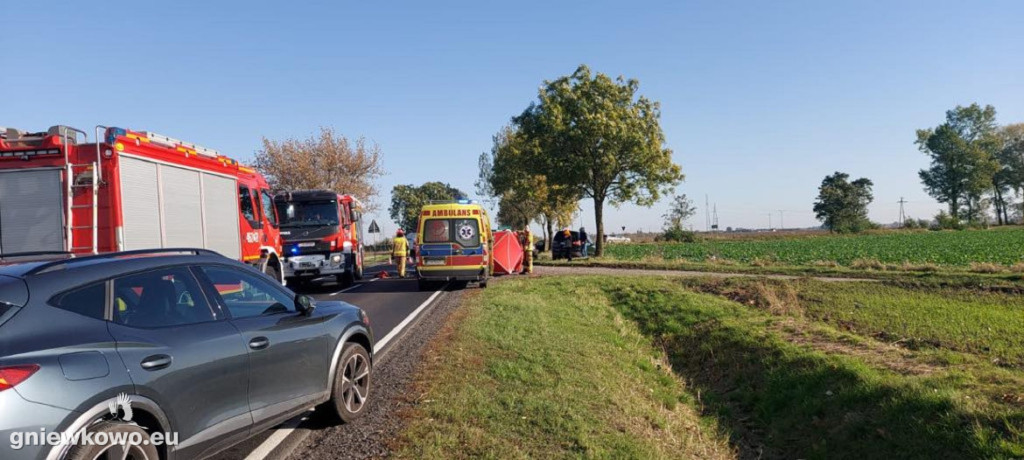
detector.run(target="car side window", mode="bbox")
[50,282,106,320]
[112,267,216,328]
[200,266,295,319]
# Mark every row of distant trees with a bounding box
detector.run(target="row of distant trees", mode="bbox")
[918,104,1024,227]
[812,104,1024,234]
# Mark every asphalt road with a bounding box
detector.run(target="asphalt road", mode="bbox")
[209,263,444,460]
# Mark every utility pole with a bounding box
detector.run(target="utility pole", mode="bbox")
[705,194,710,232]
[777,210,784,230]
[768,212,772,230]
[897,197,907,226]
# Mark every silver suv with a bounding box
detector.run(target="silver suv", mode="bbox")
[0,249,373,460]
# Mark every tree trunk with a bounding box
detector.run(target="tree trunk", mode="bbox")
[544,215,553,251]
[994,189,1004,225]
[594,196,605,257]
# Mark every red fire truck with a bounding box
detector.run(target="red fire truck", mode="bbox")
[273,190,365,287]
[0,125,284,281]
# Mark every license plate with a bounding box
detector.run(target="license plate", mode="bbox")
[298,242,316,248]
[300,262,315,268]
[423,259,446,266]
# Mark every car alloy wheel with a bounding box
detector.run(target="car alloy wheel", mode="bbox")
[341,352,370,413]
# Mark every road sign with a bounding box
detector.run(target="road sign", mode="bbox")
[368,220,380,234]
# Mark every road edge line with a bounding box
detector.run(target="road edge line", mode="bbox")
[242,413,307,460]
[373,286,445,354]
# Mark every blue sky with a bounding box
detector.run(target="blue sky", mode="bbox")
[4,0,1023,236]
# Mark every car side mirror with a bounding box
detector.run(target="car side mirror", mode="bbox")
[296,295,316,316]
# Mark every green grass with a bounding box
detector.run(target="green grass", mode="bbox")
[679,277,1024,366]
[398,275,1024,459]
[393,277,734,459]
[604,277,1024,459]
[603,227,1024,267]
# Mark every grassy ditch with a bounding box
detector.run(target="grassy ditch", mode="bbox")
[398,275,1024,459]
[535,256,1024,286]
[607,277,1024,459]
[393,277,735,459]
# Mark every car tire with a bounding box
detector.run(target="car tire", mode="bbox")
[319,342,372,424]
[66,421,160,460]
[338,270,355,288]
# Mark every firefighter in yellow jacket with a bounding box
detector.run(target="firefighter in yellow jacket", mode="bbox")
[521,227,534,274]
[393,229,409,278]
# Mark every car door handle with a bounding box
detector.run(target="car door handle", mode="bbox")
[140,354,172,371]
[249,337,270,350]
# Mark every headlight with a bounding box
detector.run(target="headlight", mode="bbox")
[342,241,353,253]
[331,254,342,264]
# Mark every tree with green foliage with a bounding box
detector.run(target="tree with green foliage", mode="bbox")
[995,123,1024,224]
[389,182,466,232]
[512,65,683,256]
[813,172,874,233]
[662,194,696,230]
[916,104,1001,225]
[660,194,698,242]
[477,126,580,249]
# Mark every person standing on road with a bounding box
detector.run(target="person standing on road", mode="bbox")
[521,226,534,274]
[392,229,409,278]
[579,227,590,259]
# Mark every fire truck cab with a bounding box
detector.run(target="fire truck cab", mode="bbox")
[0,124,284,281]
[274,190,365,287]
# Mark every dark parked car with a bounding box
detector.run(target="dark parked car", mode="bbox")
[0,249,373,460]
[552,231,587,260]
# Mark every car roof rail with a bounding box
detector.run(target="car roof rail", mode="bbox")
[23,248,223,276]
[0,250,73,260]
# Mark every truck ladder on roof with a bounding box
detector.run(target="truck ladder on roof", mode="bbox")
[65,162,99,254]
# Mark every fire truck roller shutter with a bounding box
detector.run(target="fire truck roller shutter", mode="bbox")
[201,174,241,260]
[119,158,163,250]
[0,169,64,254]
[119,156,241,258]
[160,166,204,248]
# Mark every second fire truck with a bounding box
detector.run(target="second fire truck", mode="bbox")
[274,190,365,287]
[0,124,284,281]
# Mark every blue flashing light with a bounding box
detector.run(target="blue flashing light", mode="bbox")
[106,127,127,144]
[290,247,299,255]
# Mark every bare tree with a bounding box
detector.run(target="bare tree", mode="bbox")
[254,127,386,211]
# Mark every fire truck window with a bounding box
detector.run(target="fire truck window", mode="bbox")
[423,219,451,243]
[261,191,278,227]
[238,186,259,228]
[201,266,295,318]
[112,267,216,328]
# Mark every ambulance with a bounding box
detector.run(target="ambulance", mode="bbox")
[415,199,491,290]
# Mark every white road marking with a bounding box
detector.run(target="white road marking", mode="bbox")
[243,413,308,460]
[245,283,444,460]
[373,286,444,354]
[330,278,378,296]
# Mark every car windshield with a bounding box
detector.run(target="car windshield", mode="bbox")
[276,200,339,227]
